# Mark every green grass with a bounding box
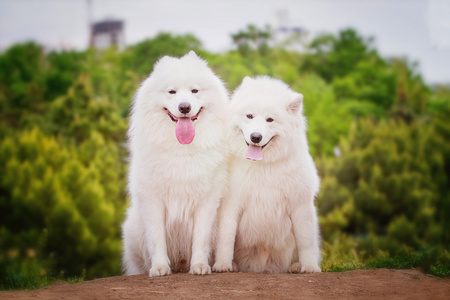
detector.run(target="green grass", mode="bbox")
[365,255,450,277]
[321,239,450,278]
[2,244,448,290]
[429,263,450,277]
[366,255,420,270]
[1,270,86,291]
[2,274,54,290]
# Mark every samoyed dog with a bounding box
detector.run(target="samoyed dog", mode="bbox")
[122,51,228,277]
[213,76,321,273]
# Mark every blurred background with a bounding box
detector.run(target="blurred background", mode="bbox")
[0,0,449,289]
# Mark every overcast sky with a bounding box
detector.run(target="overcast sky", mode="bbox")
[0,0,449,84]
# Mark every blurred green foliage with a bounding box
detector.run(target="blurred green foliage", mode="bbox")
[0,28,449,289]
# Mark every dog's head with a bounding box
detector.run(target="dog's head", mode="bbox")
[229,76,305,162]
[135,51,228,145]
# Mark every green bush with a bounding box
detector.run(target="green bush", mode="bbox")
[1,28,449,289]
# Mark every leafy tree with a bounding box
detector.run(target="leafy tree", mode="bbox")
[47,76,126,142]
[390,58,430,122]
[121,32,203,79]
[431,103,450,248]
[318,117,449,270]
[332,58,397,114]
[0,43,90,132]
[0,73,127,288]
[45,50,87,101]
[303,28,376,82]
[207,51,272,90]
[231,24,271,56]
[303,28,400,117]
[428,84,450,114]
[1,27,449,288]
[0,43,47,128]
[296,74,352,157]
[0,128,126,287]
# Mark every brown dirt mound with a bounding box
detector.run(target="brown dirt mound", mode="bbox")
[1,269,449,299]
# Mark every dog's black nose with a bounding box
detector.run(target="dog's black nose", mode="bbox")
[178,102,191,114]
[250,132,262,144]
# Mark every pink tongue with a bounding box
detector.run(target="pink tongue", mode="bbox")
[244,145,263,161]
[176,117,195,144]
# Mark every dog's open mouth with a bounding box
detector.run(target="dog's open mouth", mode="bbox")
[164,107,203,145]
[165,107,202,123]
[244,137,273,161]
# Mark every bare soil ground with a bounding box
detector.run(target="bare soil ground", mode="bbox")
[1,269,449,299]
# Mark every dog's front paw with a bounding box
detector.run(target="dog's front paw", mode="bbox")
[288,262,302,273]
[189,263,211,275]
[301,265,321,273]
[149,264,171,277]
[232,261,238,272]
[212,260,234,272]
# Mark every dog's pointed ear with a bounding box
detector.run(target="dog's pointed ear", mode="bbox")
[242,76,254,85]
[188,50,198,58]
[154,55,173,70]
[186,50,208,65]
[287,93,303,113]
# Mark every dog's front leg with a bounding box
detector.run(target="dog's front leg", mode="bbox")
[291,200,321,273]
[212,197,239,272]
[141,198,171,277]
[189,198,219,275]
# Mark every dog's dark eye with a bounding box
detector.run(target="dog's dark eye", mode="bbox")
[246,114,253,119]
[191,89,199,94]
[169,90,176,94]
[266,117,274,123]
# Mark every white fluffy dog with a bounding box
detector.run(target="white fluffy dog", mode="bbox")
[122,51,228,277]
[213,76,321,273]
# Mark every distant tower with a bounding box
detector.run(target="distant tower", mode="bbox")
[87,0,125,50]
[90,19,126,51]
[275,9,291,32]
[272,9,304,49]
